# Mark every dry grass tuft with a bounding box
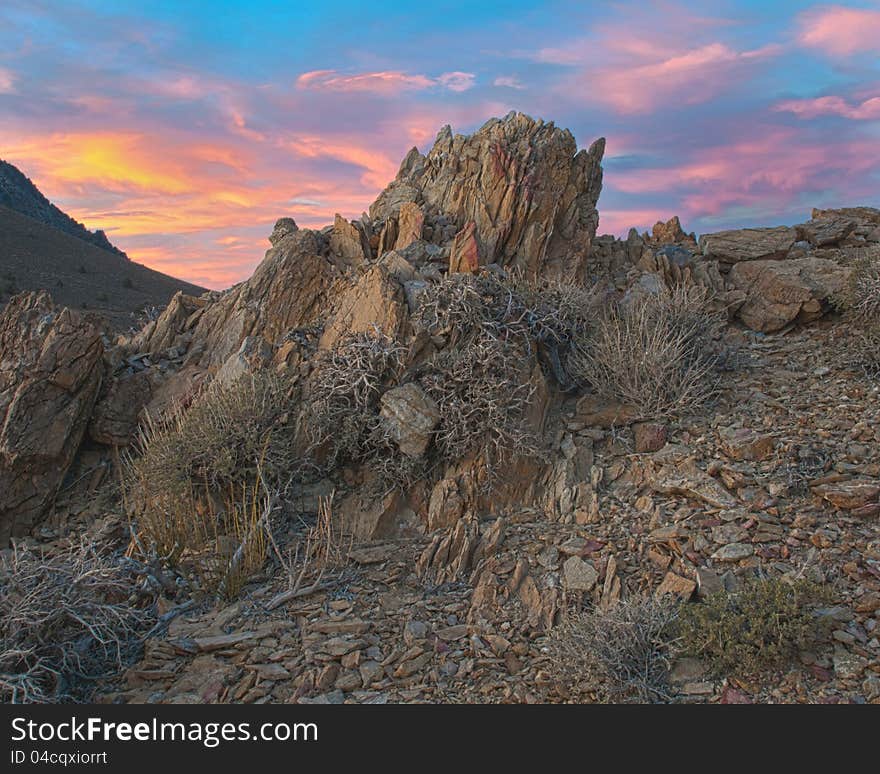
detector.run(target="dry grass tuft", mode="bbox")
[547,597,679,703]
[126,371,296,502]
[123,372,294,596]
[0,539,151,703]
[567,284,724,418]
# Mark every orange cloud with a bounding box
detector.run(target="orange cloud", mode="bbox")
[798,5,880,56]
[1,132,192,194]
[775,94,880,120]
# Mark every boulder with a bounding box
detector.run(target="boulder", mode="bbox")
[729,256,851,332]
[379,383,440,458]
[699,226,797,265]
[0,292,103,542]
[370,111,605,281]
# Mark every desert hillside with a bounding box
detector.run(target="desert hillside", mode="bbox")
[0,202,206,329]
[1,113,878,706]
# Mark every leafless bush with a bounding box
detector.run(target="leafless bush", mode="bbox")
[547,597,679,703]
[306,330,405,469]
[567,284,724,418]
[416,333,539,481]
[852,320,880,377]
[0,539,151,703]
[266,493,352,609]
[412,272,599,384]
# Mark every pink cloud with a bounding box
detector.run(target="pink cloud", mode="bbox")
[295,69,475,95]
[775,94,880,120]
[610,128,880,218]
[798,5,880,56]
[0,66,15,93]
[596,42,780,114]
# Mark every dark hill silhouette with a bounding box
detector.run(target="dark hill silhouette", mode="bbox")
[0,204,206,330]
[0,159,126,256]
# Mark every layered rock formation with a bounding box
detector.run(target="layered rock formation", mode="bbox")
[370,112,605,280]
[0,292,103,542]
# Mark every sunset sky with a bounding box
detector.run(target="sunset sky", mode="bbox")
[1,1,878,289]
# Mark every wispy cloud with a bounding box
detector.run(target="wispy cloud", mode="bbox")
[296,69,475,95]
[797,5,880,56]
[493,75,524,89]
[595,42,781,114]
[776,94,880,120]
[0,66,15,93]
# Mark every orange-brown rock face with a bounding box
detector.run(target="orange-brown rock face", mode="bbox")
[369,111,605,281]
[0,292,103,542]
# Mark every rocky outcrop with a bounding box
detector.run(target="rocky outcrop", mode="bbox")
[0,292,103,543]
[369,112,605,281]
[699,226,798,266]
[184,229,340,370]
[729,257,851,332]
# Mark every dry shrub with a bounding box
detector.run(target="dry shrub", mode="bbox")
[0,539,151,703]
[266,493,353,609]
[413,272,598,385]
[127,371,296,501]
[123,372,293,595]
[304,330,423,491]
[567,284,724,418]
[416,333,539,481]
[306,330,405,469]
[547,597,679,703]
[833,250,880,376]
[852,320,880,376]
[678,576,831,677]
[835,247,880,321]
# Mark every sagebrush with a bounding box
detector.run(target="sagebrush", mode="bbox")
[678,576,831,677]
[567,284,724,418]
